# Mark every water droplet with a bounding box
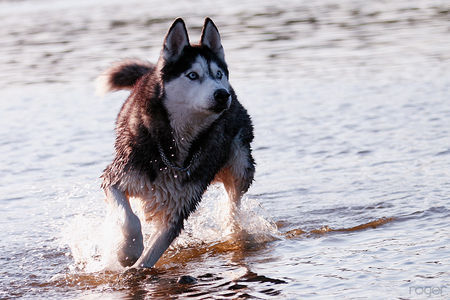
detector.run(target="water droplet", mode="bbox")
[174,174,178,178]
[132,238,135,242]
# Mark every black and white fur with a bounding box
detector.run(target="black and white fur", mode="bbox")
[99,18,255,268]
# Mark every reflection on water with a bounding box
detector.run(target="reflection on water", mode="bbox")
[1,0,449,299]
[284,217,394,238]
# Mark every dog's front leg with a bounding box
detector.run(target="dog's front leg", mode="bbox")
[105,185,144,267]
[136,220,182,268]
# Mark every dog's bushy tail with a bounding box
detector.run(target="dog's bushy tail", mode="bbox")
[96,59,154,95]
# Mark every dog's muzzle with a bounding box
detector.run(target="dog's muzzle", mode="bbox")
[211,89,231,113]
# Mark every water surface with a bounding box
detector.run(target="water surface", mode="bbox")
[1,0,449,298]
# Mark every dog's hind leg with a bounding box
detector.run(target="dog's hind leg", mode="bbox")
[218,166,253,214]
[216,138,255,217]
[216,164,253,235]
[105,185,144,267]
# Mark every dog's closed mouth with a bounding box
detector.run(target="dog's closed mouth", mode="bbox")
[210,100,231,113]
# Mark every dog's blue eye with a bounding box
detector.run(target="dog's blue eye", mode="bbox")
[216,70,223,80]
[187,72,199,80]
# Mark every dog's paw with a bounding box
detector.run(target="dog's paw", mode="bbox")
[117,237,144,267]
[118,215,144,267]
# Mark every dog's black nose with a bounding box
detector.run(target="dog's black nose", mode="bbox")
[214,89,230,104]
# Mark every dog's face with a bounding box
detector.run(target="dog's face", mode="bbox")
[159,18,231,117]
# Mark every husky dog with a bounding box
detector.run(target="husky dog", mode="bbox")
[98,18,255,268]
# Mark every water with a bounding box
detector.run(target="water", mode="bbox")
[1,0,449,298]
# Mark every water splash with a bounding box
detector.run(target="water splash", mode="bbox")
[61,212,124,273]
[175,185,279,247]
[61,184,279,272]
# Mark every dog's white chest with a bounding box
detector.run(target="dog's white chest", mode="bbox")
[120,169,201,226]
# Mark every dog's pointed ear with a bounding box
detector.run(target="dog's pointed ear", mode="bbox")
[162,18,190,62]
[200,18,224,61]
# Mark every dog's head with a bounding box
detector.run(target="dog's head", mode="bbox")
[158,18,231,116]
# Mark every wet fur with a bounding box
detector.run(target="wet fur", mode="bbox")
[99,18,255,268]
